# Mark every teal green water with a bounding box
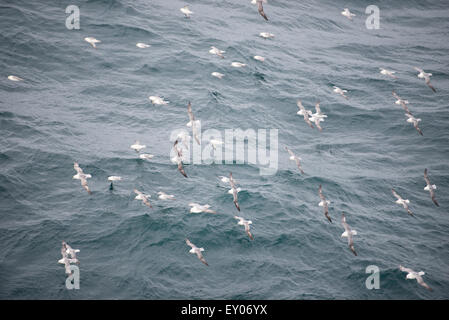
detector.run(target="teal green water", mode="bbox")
[1,0,448,299]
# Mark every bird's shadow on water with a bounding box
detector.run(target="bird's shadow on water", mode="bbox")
[253,71,266,82]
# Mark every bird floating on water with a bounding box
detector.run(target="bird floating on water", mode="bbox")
[139,153,154,160]
[399,265,432,291]
[73,162,92,195]
[234,216,254,240]
[62,241,80,260]
[157,191,175,200]
[318,185,332,223]
[424,168,439,206]
[380,68,397,79]
[259,32,274,39]
[136,42,150,48]
[414,67,436,92]
[341,8,356,20]
[392,188,413,216]
[131,141,146,153]
[285,146,304,174]
[8,75,23,81]
[186,239,208,266]
[341,213,357,256]
[84,37,100,48]
[333,86,348,99]
[211,72,224,79]
[189,203,217,214]
[231,62,246,68]
[149,96,169,105]
[253,55,265,62]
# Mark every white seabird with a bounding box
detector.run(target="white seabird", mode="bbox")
[341,213,357,256]
[211,72,224,79]
[136,42,150,48]
[234,216,254,240]
[130,141,146,153]
[174,140,188,178]
[296,100,314,129]
[84,37,101,48]
[8,75,23,81]
[285,146,304,174]
[209,46,225,58]
[157,191,175,200]
[186,101,200,145]
[180,5,193,18]
[73,162,92,195]
[259,32,274,39]
[188,203,216,214]
[414,67,436,92]
[318,184,332,223]
[392,91,411,113]
[149,96,169,105]
[424,168,439,206]
[134,189,152,208]
[380,68,397,79]
[309,101,327,132]
[333,86,348,99]
[229,172,241,211]
[399,265,432,291]
[185,239,208,266]
[139,153,154,160]
[341,8,356,20]
[405,112,423,136]
[62,241,80,260]
[231,62,246,68]
[392,188,413,216]
[253,55,265,62]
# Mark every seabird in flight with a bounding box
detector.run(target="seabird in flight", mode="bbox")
[186,239,208,266]
[285,146,304,174]
[296,100,314,129]
[134,189,152,208]
[257,0,268,21]
[392,188,413,216]
[405,112,423,136]
[84,37,101,48]
[180,5,193,18]
[392,91,411,113]
[424,168,439,206]
[333,86,348,99]
[414,67,436,92]
[187,101,200,145]
[399,265,432,291]
[173,140,188,178]
[309,102,327,131]
[318,184,332,223]
[229,172,241,211]
[73,162,92,195]
[341,213,357,256]
[234,216,254,240]
[131,141,146,153]
[341,8,356,20]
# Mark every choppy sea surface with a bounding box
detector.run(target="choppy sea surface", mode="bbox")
[1,0,449,299]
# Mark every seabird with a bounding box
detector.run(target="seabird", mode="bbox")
[157,191,175,200]
[209,46,225,58]
[73,162,92,195]
[231,62,246,68]
[136,42,150,48]
[59,242,79,275]
[309,101,327,131]
[176,131,191,149]
[234,216,254,240]
[341,8,356,20]
[186,239,208,266]
[180,5,193,18]
[189,203,216,214]
[341,213,357,256]
[259,32,274,39]
[392,91,411,113]
[130,141,146,153]
[139,153,154,160]
[229,172,241,211]
[392,188,413,216]
[399,265,432,291]
[211,72,224,79]
[149,96,169,105]
[318,184,332,223]
[253,55,265,61]
[380,68,397,79]
[187,102,200,145]
[405,112,423,136]
[424,168,439,206]
[62,241,80,260]
[414,67,436,92]
[257,0,268,21]
[333,86,348,99]
[174,140,188,178]
[108,176,122,190]
[84,37,101,48]
[8,75,23,81]
[296,100,314,129]
[134,189,152,208]
[285,146,304,174]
